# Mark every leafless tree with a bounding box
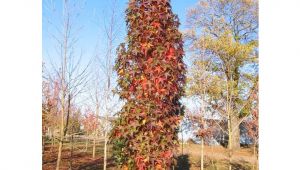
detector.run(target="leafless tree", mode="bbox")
[43,0,91,169]
[91,0,123,169]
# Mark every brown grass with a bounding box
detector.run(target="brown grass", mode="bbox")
[42,145,115,170]
[43,143,257,170]
[177,143,257,170]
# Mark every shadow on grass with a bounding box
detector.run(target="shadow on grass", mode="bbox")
[76,159,101,170]
[76,158,115,170]
[231,160,252,170]
[175,154,191,170]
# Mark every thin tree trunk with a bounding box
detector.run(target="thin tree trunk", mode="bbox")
[103,131,108,170]
[252,145,256,170]
[56,96,71,170]
[56,102,65,170]
[92,136,96,159]
[94,86,100,160]
[42,135,45,154]
[228,121,232,170]
[201,137,204,170]
[85,137,88,152]
[210,145,217,170]
[56,139,63,170]
[181,129,184,155]
[226,80,232,170]
[227,111,232,170]
[52,134,54,146]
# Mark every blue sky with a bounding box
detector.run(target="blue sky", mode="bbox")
[42,0,198,66]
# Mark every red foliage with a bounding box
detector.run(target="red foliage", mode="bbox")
[42,79,61,134]
[111,0,186,168]
[188,112,216,141]
[82,109,99,135]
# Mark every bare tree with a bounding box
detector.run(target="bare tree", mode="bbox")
[43,0,91,169]
[186,47,229,169]
[92,0,123,169]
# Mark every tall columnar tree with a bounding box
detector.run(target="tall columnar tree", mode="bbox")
[111,0,186,169]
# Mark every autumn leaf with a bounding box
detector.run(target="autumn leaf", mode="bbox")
[161,150,173,158]
[159,88,166,94]
[141,79,148,90]
[129,85,135,92]
[157,120,163,128]
[155,164,163,170]
[141,42,153,50]
[151,21,161,28]
[166,47,176,60]
[178,62,184,69]
[147,58,153,64]
[122,166,129,170]
[118,69,124,75]
[154,65,163,73]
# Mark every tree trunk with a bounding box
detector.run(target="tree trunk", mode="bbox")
[231,115,240,150]
[56,139,63,170]
[103,131,108,170]
[42,135,45,154]
[201,138,204,170]
[50,134,54,153]
[85,137,88,152]
[252,145,257,170]
[52,134,54,146]
[211,144,217,170]
[56,103,65,170]
[181,129,184,155]
[227,112,240,170]
[92,136,96,159]
[228,116,232,170]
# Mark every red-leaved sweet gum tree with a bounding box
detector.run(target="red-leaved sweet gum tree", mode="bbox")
[110,0,186,169]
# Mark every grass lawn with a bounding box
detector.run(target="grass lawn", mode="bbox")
[176,143,256,170]
[43,141,257,170]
